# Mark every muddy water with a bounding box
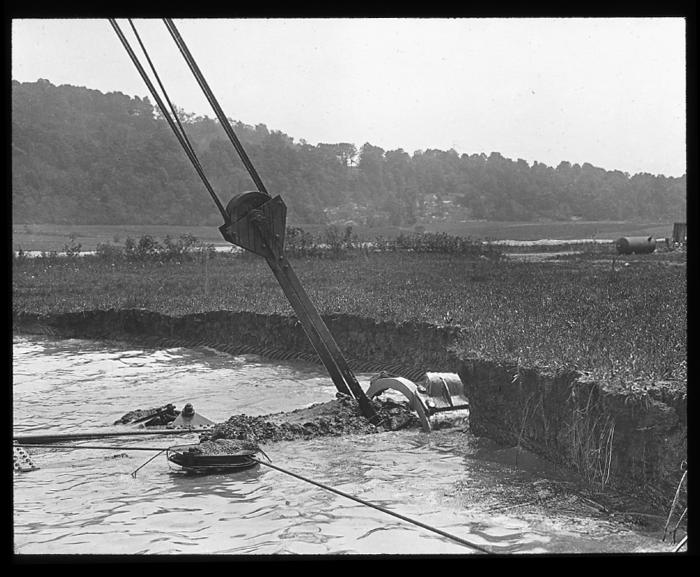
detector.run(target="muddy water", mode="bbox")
[13,336,671,555]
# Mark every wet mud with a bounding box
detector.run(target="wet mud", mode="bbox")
[202,393,424,444]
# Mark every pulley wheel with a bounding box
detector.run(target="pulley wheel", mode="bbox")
[225,191,269,223]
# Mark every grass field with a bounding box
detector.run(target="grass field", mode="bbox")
[12,248,686,386]
[12,220,675,252]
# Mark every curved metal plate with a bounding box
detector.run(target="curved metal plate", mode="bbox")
[366,377,431,432]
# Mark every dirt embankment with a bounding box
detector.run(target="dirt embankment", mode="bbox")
[13,308,686,509]
[13,308,464,382]
[458,361,687,511]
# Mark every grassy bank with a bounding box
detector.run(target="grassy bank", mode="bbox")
[12,249,686,387]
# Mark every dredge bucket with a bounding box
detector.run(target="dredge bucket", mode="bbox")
[366,372,469,432]
[417,372,470,413]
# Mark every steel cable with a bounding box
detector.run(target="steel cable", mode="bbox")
[162,18,269,196]
[108,19,230,222]
[251,457,494,554]
[21,438,490,552]
[23,444,170,451]
[126,20,204,186]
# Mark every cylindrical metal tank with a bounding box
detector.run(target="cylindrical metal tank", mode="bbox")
[616,236,656,255]
[417,372,469,411]
[419,373,464,397]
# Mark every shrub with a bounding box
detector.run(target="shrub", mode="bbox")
[162,233,199,262]
[95,242,124,261]
[96,233,208,263]
[63,233,82,258]
[194,241,216,260]
[284,226,314,258]
[124,234,163,261]
[322,225,346,258]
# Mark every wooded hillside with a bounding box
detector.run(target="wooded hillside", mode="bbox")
[12,80,686,226]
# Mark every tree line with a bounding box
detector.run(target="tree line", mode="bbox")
[12,80,686,226]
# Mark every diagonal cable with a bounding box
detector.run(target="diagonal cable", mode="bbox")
[252,457,494,554]
[109,18,230,222]
[127,19,199,172]
[162,18,269,196]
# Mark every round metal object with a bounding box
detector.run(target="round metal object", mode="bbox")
[167,444,259,474]
[225,191,269,223]
[616,236,656,255]
[366,376,432,432]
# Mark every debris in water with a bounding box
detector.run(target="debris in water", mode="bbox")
[114,403,214,428]
[114,403,179,427]
[104,453,130,460]
[13,442,39,473]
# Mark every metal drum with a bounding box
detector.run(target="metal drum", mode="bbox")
[616,236,656,255]
[417,372,469,412]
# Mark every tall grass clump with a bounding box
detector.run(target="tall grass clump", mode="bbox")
[567,385,616,489]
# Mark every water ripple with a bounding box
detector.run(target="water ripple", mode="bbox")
[13,336,671,555]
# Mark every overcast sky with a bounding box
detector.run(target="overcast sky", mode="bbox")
[11,18,687,177]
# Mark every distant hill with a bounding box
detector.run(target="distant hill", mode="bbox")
[12,80,686,226]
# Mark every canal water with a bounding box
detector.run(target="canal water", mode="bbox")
[13,336,671,555]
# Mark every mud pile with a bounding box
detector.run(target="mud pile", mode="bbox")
[202,393,422,444]
[188,439,261,455]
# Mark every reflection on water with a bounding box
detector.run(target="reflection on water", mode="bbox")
[13,336,669,555]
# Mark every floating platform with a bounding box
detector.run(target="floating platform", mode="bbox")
[166,441,262,474]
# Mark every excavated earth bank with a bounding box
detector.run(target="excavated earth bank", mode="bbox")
[457,361,686,512]
[13,308,686,511]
